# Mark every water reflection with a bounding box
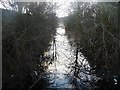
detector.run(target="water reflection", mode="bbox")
[43,23,96,89]
[46,24,73,88]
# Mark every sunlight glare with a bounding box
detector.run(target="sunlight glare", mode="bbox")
[54,0,74,18]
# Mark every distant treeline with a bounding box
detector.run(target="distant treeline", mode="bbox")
[2,2,57,89]
[64,2,120,89]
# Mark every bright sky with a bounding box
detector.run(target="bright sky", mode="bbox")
[1,0,109,17]
[55,0,119,17]
[0,0,73,17]
[0,3,5,9]
[54,0,74,18]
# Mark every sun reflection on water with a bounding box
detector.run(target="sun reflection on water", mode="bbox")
[45,23,93,88]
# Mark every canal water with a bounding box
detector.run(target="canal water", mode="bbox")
[41,23,96,89]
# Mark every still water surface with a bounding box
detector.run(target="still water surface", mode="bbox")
[43,23,94,89]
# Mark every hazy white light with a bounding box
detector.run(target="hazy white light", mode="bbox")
[54,0,74,18]
[0,4,5,9]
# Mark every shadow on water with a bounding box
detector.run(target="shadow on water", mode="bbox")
[30,22,97,90]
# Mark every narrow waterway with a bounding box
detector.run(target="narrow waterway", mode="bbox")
[46,23,75,88]
[30,23,97,89]
[40,23,96,89]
